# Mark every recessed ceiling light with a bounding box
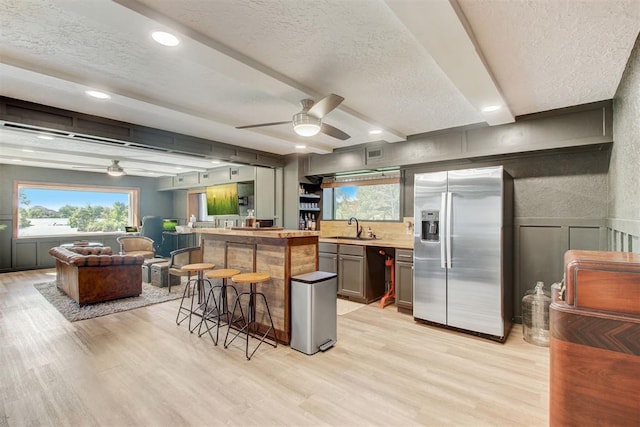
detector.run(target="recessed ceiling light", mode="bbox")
[210,160,221,164]
[37,135,54,140]
[175,167,183,170]
[22,149,35,152]
[12,159,22,162]
[369,129,383,135]
[295,144,306,149]
[85,90,111,99]
[152,31,180,47]
[482,105,501,112]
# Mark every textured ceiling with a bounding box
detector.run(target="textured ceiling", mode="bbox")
[0,0,638,176]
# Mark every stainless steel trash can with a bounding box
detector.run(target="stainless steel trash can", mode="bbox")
[290,271,337,355]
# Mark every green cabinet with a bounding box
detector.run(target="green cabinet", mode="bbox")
[395,249,413,314]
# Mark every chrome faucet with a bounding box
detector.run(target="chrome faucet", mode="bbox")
[347,217,362,238]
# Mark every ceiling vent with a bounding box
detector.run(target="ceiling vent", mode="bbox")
[366,146,384,164]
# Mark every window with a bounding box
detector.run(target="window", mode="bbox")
[322,172,401,221]
[15,181,139,238]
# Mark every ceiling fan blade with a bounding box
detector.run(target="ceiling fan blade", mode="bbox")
[321,123,350,140]
[307,94,344,119]
[71,166,104,170]
[236,121,292,130]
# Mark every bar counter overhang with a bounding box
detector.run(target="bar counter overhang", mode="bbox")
[199,228,320,344]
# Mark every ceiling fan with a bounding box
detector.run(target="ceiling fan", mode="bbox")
[236,94,350,140]
[72,159,127,176]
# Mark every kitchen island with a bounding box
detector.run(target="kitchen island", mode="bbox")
[199,228,319,344]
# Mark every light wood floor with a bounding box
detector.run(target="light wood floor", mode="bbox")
[1,269,549,426]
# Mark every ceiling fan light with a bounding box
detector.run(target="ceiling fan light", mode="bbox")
[293,113,321,137]
[107,160,125,176]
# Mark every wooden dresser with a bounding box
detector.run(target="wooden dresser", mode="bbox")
[550,250,640,426]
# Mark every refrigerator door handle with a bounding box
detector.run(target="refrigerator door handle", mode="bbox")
[446,191,452,268]
[440,192,446,269]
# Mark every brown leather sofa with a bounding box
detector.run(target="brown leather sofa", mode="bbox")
[550,250,640,426]
[49,245,145,305]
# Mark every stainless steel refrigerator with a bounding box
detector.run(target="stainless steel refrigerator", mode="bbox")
[413,166,513,341]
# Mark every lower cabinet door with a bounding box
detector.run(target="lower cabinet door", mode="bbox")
[338,254,364,298]
[395,261,413,312]
[319,252,338,274]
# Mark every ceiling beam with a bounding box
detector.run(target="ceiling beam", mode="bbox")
[386,0,515,126]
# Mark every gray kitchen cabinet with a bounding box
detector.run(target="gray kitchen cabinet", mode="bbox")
[200,166,255,185]
[395,249,413,314]
[157,176,174,190]
[173,172,200,189]
[338,252,364,298]
[255,167,275,220]
[319,242,338,274]
[337,244,386,303]
[230,166,256,183]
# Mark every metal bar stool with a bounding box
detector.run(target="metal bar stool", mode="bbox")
[224,272,277,360]
[176,262,215,333]
[198,268,243,345]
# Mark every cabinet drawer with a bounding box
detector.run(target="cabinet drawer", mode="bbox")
[319,242,337,254]
[396,249,413,263]
[339,244,364,256]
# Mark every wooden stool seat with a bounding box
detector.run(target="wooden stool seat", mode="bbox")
[176,263,215,334]
[199,268,242,345]
[225,271,277,359]
[181,263,215,273]
[232,272,270,284]
[206,268,241,280]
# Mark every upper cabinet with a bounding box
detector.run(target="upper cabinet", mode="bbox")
[255,167,275,219]
[200,166,255,186]
[167,165,279,222]
[158,166,257,190]
[174,172,200,188]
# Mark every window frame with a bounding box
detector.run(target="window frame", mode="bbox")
[13,180,140,239]
[321,172,402,222]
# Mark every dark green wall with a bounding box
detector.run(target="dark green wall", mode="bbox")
[403,148,610,220]
[609,33,640,251]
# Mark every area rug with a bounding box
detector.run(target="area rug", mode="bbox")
[34,281,185,322]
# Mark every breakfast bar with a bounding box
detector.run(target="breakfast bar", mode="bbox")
[199,228,319,344]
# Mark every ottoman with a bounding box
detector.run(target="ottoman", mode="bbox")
[150,261,180,288]
[142,258,167,283]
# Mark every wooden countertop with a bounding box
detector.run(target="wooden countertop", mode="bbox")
[198,228,319,239]
[319,237,413,249]
[197,228,412,247]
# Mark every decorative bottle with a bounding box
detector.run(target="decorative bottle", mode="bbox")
[245,209,256,228]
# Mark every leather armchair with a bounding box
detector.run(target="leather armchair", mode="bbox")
[117,235,155,259]
[49,246,144,305]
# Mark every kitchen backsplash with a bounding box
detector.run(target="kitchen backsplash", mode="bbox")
[319,217,414,245]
